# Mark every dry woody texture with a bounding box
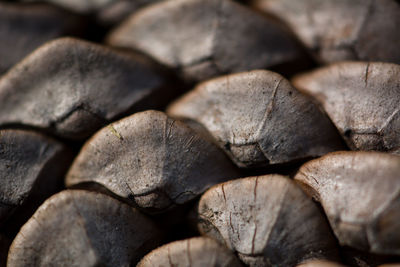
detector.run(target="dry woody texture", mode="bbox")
[168,70,344,168]
[7,190,163,266]
[293,62,400,154]
[295,151,400,255]
[197,175,339,266]
[251,0,400,64]
[66,110,239,214]
[0,38,172,140]
[107,0,303,82]
[0,0,399,266]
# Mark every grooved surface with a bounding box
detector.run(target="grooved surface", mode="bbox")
[0,38,168,140]
[138,237,242,267]
[198,175,339,266]
[295,151,400,254]
[168,70,344,168]
[107,0,302,81]
[293,62,400,154]
[66,110,239,214]
[7,190,163,267]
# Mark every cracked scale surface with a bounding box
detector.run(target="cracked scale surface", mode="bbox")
[294,151,400,255]
[293,61,400,154]
[137,237,242,267]
[197,174,339,267]
[168,69,344,168]
[251,0,400,64]
[7,190,163,267]
[66,110,239,214]
[0,37,169,140]
[107,0,302,82]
